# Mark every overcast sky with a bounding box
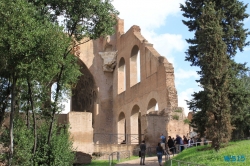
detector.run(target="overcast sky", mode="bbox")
[112,0,250,115]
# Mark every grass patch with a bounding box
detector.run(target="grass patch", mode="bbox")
[165,140,250,166]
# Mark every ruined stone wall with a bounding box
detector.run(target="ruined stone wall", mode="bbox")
[67,112,94,154]
[71,18,189,148]
[75,37,114,136]
[112,19,179,143]
[167,107,190,139]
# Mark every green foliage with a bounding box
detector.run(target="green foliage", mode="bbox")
[180,0,250,151]
[0,0,119,165]
[0,118,75,166]
[172,114,179,120]
[12,118,34,166]
[166,140,250,166]
[33,122,75,166]
[29,0,119,41]
[174,109,182,113]
[183,119,190,124]
[230,72,250,139]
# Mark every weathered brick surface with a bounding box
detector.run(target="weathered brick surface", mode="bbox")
[62,18,190,155]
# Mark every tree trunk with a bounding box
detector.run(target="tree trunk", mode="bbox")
[9,76,16,166]
[47,65,64,145]
[27,79,37,155]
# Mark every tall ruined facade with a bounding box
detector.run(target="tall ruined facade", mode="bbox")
[61,18,190,155]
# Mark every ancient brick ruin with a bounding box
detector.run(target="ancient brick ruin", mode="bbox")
[58,18,190,158]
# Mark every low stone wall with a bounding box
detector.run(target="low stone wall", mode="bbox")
[93,144,139,160]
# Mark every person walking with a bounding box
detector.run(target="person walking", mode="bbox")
[167,136,175,154]
[160,134,166,154]
[156,142,164,166]
[175,134,181,153]
[140,140,146,165]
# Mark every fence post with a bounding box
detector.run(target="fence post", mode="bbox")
[117,152,120,162]
[109,155,111,166]
[112,153,113,165]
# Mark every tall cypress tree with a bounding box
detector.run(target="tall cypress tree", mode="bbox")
[181,0,249,151]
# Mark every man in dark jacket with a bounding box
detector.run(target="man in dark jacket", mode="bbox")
[140,140,146,165]
[175,135,182,153]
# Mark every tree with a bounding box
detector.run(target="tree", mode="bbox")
[27,0,119,145]
[181,0,250,151]
[0,0,79,164]
[230,72,250,139]
[0,0,119,164]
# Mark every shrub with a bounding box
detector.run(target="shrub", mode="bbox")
[184,119,190,124]
[33,122,75,166]
[172,114,179,120]
[174,109,182,113]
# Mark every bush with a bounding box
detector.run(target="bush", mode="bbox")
[183,119,190,124]
[174,109,182,113]
[33,122,75,166]
[172,114,179,120]
[1,117,75,166]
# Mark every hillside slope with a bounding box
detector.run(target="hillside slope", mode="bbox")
[166,140,250,166]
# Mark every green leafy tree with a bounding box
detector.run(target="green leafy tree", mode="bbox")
[27,0,119,145]
[0,0,79,164]
[181,0,250,151]
[0,0,118,164]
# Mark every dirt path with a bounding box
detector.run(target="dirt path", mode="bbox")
[115,156,170,166]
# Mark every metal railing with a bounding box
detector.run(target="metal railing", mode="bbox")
[174,141,212,153]
[94,133,144,144]
[108,150,130,166]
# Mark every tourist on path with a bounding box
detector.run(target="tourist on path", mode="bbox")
[156,142,164,166]
[160,134,166,153]
[140,140,146,165]
[167,136,175,154]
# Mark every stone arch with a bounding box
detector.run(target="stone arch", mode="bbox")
[130,45,140,87]
[118,112,126,143]
[130,105,140,144]
[118,57,126,94]
[71,59,97,114]
[147,98,159,113]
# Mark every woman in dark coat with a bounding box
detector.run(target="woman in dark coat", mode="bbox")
[167,136,175,154]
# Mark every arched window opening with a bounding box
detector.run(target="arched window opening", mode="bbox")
[118,58,126,94]
[130,45,140,87]
[130,105,140,144]
[118,112,126,143]
[137,52,141,82]
[147,98,158,113]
